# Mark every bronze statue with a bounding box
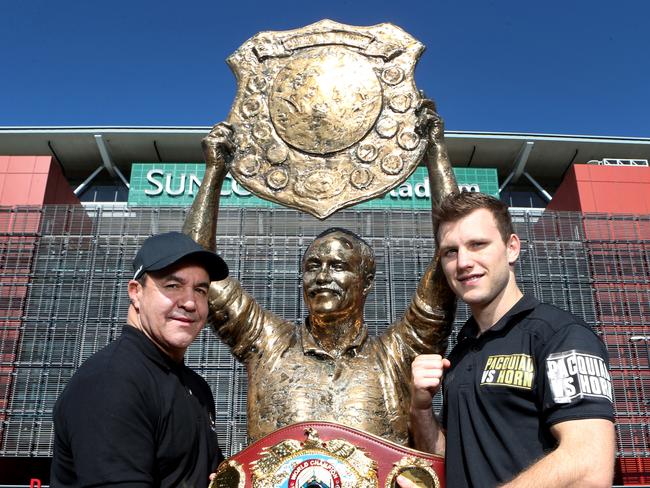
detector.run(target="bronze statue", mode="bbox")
[183,20,458,447]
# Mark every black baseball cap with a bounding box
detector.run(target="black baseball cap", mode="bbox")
[132,232,228,281]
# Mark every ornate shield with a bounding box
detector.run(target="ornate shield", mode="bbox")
[226,19,426,219]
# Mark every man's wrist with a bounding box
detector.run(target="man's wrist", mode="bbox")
[410,404,435,419]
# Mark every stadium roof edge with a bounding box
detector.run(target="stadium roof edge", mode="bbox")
[1,127,649,183]
[1,126,649,142]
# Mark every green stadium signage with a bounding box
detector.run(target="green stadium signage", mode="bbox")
[128,163,499,209]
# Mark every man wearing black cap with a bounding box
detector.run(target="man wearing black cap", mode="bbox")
[51,232,229,487]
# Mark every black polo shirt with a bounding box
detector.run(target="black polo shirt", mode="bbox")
[441,294,614,487]
[51,325,224,487]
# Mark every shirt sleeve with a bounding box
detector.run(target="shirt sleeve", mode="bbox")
[382,259,456,359]
[537,323,615,427]
[394,292,454,356]
[208,277,293,361]
[54,368,156,486]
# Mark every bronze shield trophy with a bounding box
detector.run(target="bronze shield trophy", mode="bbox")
[225,19,427,219]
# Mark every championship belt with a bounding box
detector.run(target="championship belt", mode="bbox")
[225,20,427,219]
[209,421,444,488]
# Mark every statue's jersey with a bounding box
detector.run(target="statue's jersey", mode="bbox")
[208,277,452,445]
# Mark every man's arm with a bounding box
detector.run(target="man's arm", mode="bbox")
[399,102,458,457]
[408,354,449,455]
[505,320,617,487]
[398,354,449,488]
[183,122,234,251]
[500,418,615,487]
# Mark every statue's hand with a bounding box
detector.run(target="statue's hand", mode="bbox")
[202,122,235,171]
[415,95,445,146]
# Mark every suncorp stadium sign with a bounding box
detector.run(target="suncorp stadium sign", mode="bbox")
[128,163,499,209]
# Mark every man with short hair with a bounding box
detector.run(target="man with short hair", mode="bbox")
[51,231,229,487]
[407,192,616,487]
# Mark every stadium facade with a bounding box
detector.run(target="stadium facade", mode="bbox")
[0,127,649,486]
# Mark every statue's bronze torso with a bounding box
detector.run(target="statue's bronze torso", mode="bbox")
[209,276,450,445]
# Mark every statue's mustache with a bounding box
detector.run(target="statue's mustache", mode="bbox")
[306,284,344,297]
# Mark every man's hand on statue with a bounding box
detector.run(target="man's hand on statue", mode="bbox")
[202,122,235,170]
[410,354,450,410]
[415,95,445,146]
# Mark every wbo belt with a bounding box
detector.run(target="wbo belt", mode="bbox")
[210,421,444,488]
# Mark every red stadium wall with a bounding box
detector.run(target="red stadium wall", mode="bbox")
[0,156,79,207]
[0,155,79,476]
[550,164,650,485]
[548,165,650,214]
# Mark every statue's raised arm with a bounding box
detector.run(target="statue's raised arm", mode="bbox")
[383,99,457,360]
[416,98,459,349]
[417,97,458,208]
[182,123,290,363]
[182,122,234,250]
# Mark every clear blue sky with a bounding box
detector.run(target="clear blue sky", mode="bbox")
[1,0,648,136]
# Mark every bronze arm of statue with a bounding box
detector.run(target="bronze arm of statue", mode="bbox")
[401,97,458,354]
[417,97,458,208]
[182,122,234,249]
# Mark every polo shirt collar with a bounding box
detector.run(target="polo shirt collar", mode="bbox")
[301,319,368,359]
[122,324,183,372]
[457,293,539,342]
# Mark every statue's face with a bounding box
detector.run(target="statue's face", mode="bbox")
[303,233,368,319]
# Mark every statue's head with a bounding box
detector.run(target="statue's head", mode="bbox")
[302,228,375,320]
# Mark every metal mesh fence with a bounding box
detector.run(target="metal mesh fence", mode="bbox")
[0,205,648,471]
[585,216,650,466]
